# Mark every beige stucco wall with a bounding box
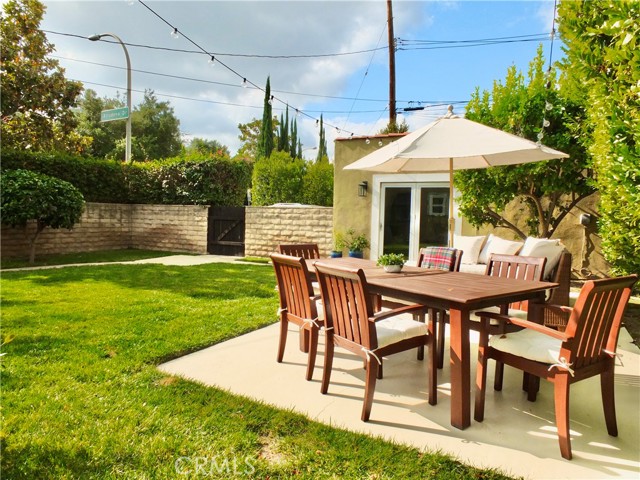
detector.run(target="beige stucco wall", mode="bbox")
[333,135,405,258]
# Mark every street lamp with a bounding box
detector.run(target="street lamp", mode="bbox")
[88,33,132,163]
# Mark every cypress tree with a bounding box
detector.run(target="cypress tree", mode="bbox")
[290,118,298,158]
[316,114,328,162]
[258,76,274,158]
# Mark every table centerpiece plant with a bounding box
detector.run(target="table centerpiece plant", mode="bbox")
[376,253,406,273]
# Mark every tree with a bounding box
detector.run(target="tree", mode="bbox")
[456,47,594,239]
[558,1,640,278]
[316,114,329,162]
[75,89,125,158]
[1,170,85,264]
[302,161,333,206]
[131,90,182,160]
[277,107,289,152]
[377,119,409,134]
[257,76,274,159]
[236,117,278,162]
[185,137,230,157]
[0,0,86,153]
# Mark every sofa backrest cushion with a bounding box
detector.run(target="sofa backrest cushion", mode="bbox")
[477,234,524,264]
[453,235,486,264]
[519,237,565,280]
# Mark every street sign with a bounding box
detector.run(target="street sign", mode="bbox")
[100,107,129,122]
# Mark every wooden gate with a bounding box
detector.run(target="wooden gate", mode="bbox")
[208,206,245,256]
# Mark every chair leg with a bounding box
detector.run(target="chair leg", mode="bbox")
[277,319,288,363]
[321,337,334,394]
[305,327,318,381]
[436,310,446,369]
[554,373,572,460]
[362,358,379,422]
[527,375,540,402]
[428,335,437,406]
[474,341,489,422]
[601,367,618,436]
[493,361,504,391]
[416,311,426,361]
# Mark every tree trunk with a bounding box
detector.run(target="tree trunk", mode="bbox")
[27,222,45,265]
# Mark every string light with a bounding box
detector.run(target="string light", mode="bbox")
[268,95,273,105]
[208,55,215,65]
[241,78,247,88]
[365,138,371,145]
[170,27,179,39]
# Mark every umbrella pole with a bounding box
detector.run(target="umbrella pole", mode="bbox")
[449,158,454,247]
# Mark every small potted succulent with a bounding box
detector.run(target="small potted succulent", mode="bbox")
[330,232,346,258]
[376,253,406,273]
[345,229,370,258]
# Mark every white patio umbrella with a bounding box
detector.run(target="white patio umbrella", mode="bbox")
[344,106,569,246]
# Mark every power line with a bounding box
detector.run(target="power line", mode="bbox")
[44,29,388,60]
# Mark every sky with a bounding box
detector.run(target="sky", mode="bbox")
[38,0,561,159]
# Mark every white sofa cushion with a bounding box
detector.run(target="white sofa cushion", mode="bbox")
[453,235,487,264]
[519,237,565,280]
[459,263,488,275]
[488,328,563,365]
[478,235,523,263]
[376,316,427,348]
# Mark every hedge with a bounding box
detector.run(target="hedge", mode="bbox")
[1,151,252,207]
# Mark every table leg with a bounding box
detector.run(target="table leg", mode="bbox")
[449,308,470,429]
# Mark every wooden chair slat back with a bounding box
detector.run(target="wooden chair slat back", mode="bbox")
[315,263,376,350]
[563,276,637,369]
[271,253,316,321]
[486,254,547,311]
[278,243,320,259]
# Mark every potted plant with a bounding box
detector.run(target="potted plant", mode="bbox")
[377,253,406,273]
[345,229,370,258]
[330,232,346,258]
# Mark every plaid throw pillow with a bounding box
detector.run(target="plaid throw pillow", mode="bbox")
[420,247,457,271]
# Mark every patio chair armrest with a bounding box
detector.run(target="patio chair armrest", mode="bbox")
[530,303,572,330]
[371,303,425,322]
[476,311,570,341]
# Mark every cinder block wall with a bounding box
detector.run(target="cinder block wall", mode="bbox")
[245,206,333,258]
[130,204,208,253]
[1,203,209,258]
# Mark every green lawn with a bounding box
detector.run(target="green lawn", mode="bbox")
[0,249,188,270]
[1,263,514,479]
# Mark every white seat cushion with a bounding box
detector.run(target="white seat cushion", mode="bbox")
[488,328,563,364]
[469,305,528,325]
[376,317,427,348]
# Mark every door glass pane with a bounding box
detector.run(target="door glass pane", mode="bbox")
[419,187,449,248]
[383,187,411,255]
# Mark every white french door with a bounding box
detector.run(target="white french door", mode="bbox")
[377,182,451,262]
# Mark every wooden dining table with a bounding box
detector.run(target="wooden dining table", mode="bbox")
[309,256,558,430]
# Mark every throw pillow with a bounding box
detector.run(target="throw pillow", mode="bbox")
[482,236,524,260]
[453,235,486,264]
[519,237,565,280]
[477,234,495,264]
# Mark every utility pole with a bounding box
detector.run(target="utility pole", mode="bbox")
[387,0,396,128]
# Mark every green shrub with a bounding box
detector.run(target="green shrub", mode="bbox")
[1,169,85,263]
[302,160,333,206]
[1,150,127,203]
[1,150,252,207]
[251,151,306,206]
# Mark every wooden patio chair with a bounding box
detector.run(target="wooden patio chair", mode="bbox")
[474,275,638,460]
[270,253,322,381]
[278,243,320,259]
[314,261,437,422]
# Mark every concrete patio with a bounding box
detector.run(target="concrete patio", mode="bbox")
[159,316,640,479]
